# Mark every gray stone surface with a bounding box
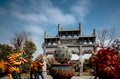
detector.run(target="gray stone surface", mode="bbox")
[1,75,96,79]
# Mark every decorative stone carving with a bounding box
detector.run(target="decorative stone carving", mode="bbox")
[54,46,72,64]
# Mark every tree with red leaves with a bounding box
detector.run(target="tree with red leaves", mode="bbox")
[91,47,120,79]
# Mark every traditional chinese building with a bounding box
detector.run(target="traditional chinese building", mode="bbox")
[42,23,96,76]
[43,23,96,55]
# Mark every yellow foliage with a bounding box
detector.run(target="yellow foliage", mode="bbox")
[0,60,6,73]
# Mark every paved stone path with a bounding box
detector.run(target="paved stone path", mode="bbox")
[1,75,95,79]
[45,75,95,79]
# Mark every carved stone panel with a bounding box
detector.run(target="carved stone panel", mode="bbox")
[68,47,79,54]
[82,47,94,54]
[61,39,80,45]
[46,47,56,54]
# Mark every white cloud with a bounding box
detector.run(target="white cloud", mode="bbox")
[70,0,91,22]
[10,0,75,26]
[25,25,44,58]
[25,25,43,35]
[12,11,48,23]
[9,0,92,25]
[44,7,75,25]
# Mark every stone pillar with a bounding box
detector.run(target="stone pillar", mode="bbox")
[44,31,47,38]
[79,45,83,76]
[93,28,96,45]
[93,28,96,36]
[58,24,60,31]
[79,23,82,37]
[58,24,61,37]
[43,46,47,76]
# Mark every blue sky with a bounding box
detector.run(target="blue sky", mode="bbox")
[0,0,120,58]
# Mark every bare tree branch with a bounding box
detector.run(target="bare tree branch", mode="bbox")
[97,28,108,47]
[11,31,31,50]
[107,28,117,46]
[97,27,117,47]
